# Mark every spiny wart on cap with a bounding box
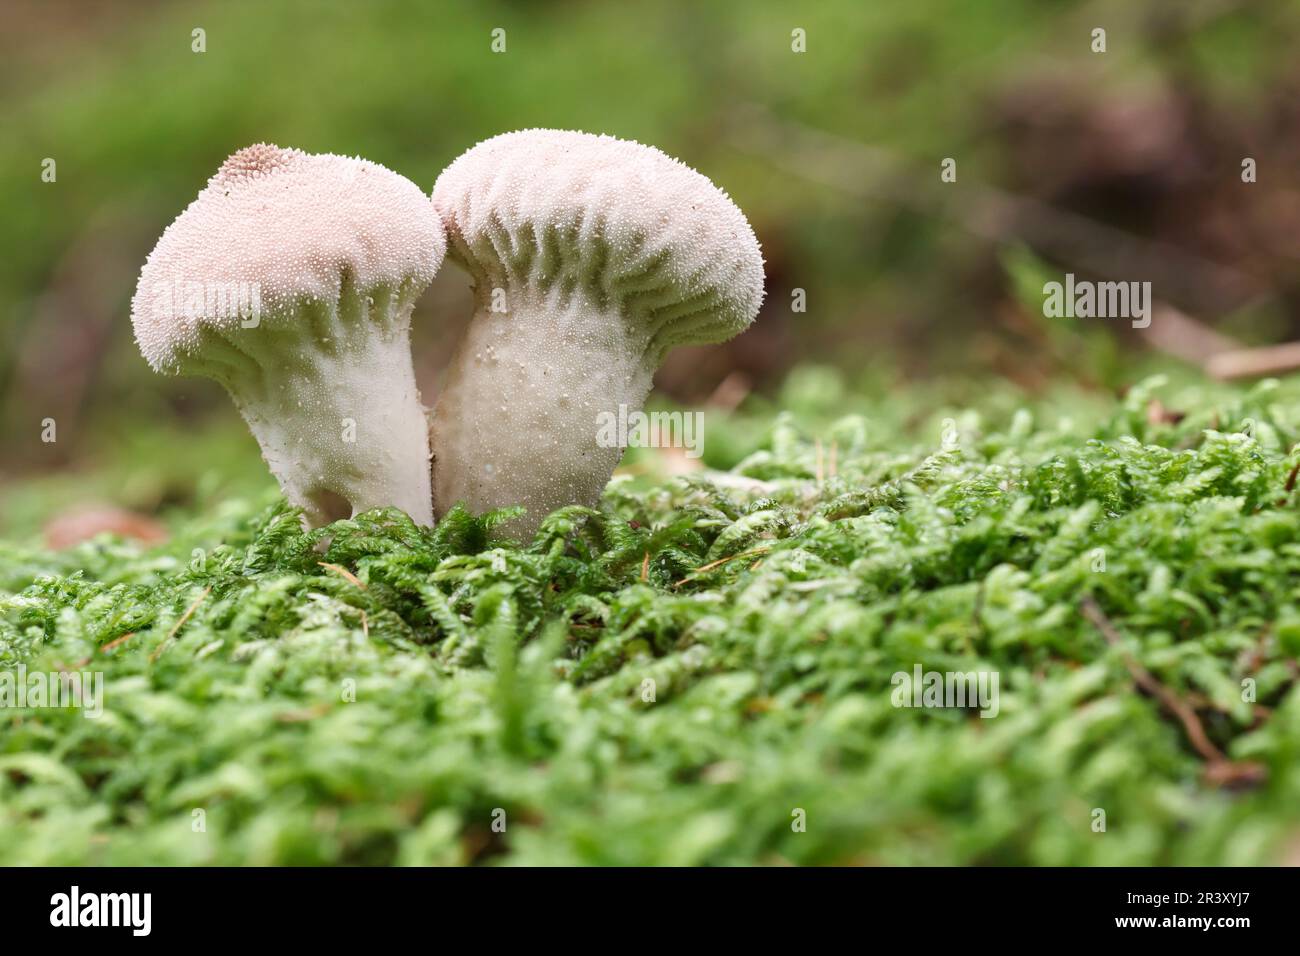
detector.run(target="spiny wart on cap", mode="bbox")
[132,143,445,375]
[427,129,765,539]
[213,142,301,185]
[131,143,445,528]
[433,128,764,360]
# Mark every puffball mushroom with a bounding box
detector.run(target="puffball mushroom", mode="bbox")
[131,144,445,527]
[429,129,765,537]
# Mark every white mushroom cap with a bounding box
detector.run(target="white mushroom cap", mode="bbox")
[133,143,445,373]
[432,129,764,358]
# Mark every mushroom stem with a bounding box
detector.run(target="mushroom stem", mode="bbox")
[431,288,654,536]
[221,284,433,527]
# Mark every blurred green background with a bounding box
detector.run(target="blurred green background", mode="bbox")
[3,0,1300,539]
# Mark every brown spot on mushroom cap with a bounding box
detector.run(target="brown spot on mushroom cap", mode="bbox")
[213,143,298,185]
[431,129,764,352]
[132,143,444,373]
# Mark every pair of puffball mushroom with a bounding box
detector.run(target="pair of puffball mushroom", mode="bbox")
[131,131,766,537]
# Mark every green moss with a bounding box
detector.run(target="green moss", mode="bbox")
[3,371,1300,865]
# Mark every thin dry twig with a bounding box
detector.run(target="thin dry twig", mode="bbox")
[150,586,212,663]
[275,703,331,723]
[1285,460,1300,495]
[319,562,366,589]
[1081,596,1266,787]
[674,547,772,587]
[98,632,136,654]
[706,370,752,412]
[1143,303,1241,365]
[1206,342,1300,381]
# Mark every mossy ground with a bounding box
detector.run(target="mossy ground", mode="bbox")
[3,370,1300,865]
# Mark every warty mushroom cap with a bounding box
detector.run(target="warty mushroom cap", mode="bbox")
[431,128,763,362]
[133,143,444,374]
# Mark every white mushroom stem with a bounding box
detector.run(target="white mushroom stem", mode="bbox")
[431,287,655,534]
[214,284,433,527]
